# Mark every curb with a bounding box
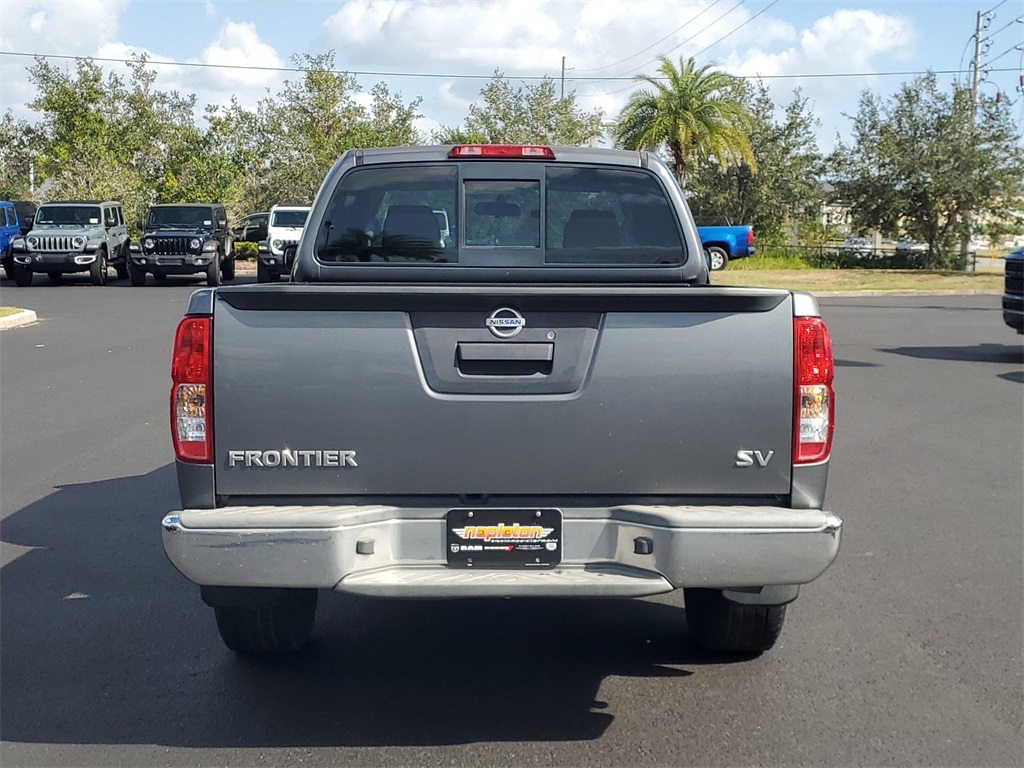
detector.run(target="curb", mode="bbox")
[0,309,38,330]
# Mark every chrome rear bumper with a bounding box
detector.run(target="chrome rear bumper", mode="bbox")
[161,505,842,598]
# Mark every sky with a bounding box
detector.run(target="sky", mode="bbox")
[1,0,1023,151]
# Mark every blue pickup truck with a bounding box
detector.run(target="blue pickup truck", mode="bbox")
[695,219,755,270]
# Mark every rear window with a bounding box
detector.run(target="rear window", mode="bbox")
[315,164,684,266]
[271,210,310,228]
[545,167,684,264]
[317,166,457,263]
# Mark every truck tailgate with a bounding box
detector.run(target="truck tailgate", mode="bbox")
[211,285,795,497]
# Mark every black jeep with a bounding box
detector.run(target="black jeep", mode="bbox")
[129,203,234,286]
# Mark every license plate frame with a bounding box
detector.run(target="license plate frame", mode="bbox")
[446,508,562,568]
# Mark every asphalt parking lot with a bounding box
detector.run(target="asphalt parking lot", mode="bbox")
[1,276,1021,767]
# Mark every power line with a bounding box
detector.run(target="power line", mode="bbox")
[620,0,747,77]
[573,0,724,74]
[593,0,749,96]
[987,16,1024,38]
[958,34,976,85]
[989,42,1024,65]
[1,49,1020,85]
[690,0,782,59]
[0,50,524,81]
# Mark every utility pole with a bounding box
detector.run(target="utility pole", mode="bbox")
[962,10,985,267]
[971,11,983,118]
[561,56,566,100]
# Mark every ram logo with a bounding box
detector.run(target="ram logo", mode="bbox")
[736,450,774,468]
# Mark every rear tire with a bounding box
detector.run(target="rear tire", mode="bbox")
[214,589,317,654]
[206,256,221,286]
[707,246,728,271]
[256,259,276,283]
[221,255,235,281]
[115,245,129,280]
[684,588,786,655]
[12,263,32,286]
[128,259,147,286]
[89,248,108,286]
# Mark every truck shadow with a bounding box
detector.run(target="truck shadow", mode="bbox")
[880,343,1024,365]
[0,467,747,749]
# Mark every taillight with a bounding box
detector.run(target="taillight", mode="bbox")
[747,229,754,245]
[448,145,556,159]
[171,316,212,463]
[793,317,834,464]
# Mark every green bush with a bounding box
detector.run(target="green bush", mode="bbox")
[234,241,258,260]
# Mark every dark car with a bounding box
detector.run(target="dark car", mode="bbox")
[129,203,235,286]
[232,212,269,243]
[12,201,36,236]
[1003,246,1023,333]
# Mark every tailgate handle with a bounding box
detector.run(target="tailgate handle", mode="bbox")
[456,343,554,376]
[457,343,553,362]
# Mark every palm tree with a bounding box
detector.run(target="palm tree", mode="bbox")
[615,55,755,189]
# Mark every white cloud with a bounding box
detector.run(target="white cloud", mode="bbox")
[193,20,284,92]
[0,0,129,54]
[28,11,46,33]
[315,1,822,134]
[3,18,286,123]
[724,9,917,148]
[0,0,921,152]
[1,0,131,119]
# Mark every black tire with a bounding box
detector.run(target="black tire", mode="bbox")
[153,272,168,283]
[128,259,147,286]
[12,263,33,287]
[2,247,12,280]
[684,588,786,655]
[221,255,235,281]
[256,259,276,283]
[89,248,108,286]
[115,245,129,280]
[214,589,317,654]
[46,271,63,285]
[707,246,729,271]
[206,256,221,287]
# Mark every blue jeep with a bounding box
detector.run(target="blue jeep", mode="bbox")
[1,201,21,280]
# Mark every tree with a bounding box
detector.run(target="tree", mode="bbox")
[434,71,603,146]
[614,55,754,188]
[257,52,422,207]
[688,83,823,243]
[25,55,201,229]
[18,51,424,227]
[829,74,1024,268]
[0,112,39,200]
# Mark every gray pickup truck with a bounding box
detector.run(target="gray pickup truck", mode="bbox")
[162,145,841,657]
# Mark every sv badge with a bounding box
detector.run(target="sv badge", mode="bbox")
[736,450,774,468]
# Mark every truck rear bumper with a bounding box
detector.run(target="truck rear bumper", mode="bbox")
[161,505,842,598]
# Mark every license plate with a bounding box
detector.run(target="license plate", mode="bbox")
[446,508,562,568]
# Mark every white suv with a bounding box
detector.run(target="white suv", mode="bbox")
[258,205,310,282]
